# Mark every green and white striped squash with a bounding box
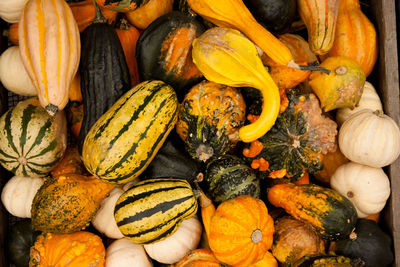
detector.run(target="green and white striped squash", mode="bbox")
[0,98,67,177]
[82,80,179,185]
[114,178,198,244]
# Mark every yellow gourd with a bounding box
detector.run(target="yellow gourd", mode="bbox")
[192,27,280,142]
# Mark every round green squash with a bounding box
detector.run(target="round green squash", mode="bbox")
[0,97,67,177]
[136,11,205,100]
[203,155,260,204]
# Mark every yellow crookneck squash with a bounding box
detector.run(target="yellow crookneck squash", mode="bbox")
[192,27,280,142]
[18,0,80,116]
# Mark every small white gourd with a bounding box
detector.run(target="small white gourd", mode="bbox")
[0,0,29,23]
[339,109,400,167]
[330,162,390,218]
[1,175,45,218]
[106,238,153,267]
[0,46,37,96]
[92,187,124,239]
[144,215,202,264]
[336,81,383,125]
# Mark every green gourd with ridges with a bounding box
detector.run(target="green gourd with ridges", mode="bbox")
[0,98,67,177]
[82,80,179,185]
[114,178,198,244]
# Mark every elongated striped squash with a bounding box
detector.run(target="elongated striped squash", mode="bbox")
[18,0,80,116]
[82,80,179,185]
[114,178,198,244]
[0,98,67,177]
[268,183,357,240]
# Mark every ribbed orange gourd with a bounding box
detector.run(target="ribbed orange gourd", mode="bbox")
[199,192,274,266]
[29,231,105,267]
[18,0,80,116]
[325,0,378,76]
[297,0,341,55]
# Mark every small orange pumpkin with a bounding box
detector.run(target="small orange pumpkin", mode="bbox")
[68,72,82,103]
[200,192,274,266]
[51,145,88,177]
[29,231,105,267]
[249,251,278,267]
[175,249,222,267]
[125,0,174,30]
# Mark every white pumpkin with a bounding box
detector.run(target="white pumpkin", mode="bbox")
[330,162,390,218]
[0,46,37,96]
[144,215,202,264]
[1,175,45,218]
[92,187,124,239]
[336,81,383,125]
[106,238,153,267]
[339,109,400,167]
[0,0,29,23]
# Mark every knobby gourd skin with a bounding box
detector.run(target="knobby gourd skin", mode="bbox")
[191,27,280,143]
[96,0,149,12]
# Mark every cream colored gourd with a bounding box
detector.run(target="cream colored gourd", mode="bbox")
[0,0,29,23]
[18,0,80,116]
[339,109,400,167]
[106,238,153,267]
[1,175,45,218]
[0,46,37,96]
[336,82,383,125]
[330,162,390,218]
[92,187,124,239]
[144,215,202,264]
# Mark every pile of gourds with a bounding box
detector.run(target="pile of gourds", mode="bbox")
[0,0,398,266]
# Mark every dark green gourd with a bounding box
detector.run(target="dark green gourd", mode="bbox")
[77,2,131,154]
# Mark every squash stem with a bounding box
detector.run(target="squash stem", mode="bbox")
[92,0,107,24]
[288,60,331,75]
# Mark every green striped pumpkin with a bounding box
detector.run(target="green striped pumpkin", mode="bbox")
[114,178,198,244]
[0,98,67,177]
[82,80,179,184]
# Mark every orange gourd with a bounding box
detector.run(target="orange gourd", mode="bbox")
[18,0,80,116]
[68,0,118,32]
[68,72,82,103]
[8,23,18,45]
[125,0,174,30]
[29,231,105,267]
[51,145,88,177]
[175,249,222,267]
[249,251,278,267]
[325,0,378,76]
[115,19,141,87]
[199,191,274,266]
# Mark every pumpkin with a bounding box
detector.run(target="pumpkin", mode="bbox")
[336,81,383,125]
[6,219,40,267]
[191,27,280,143]
[115,18,141,87]
[297,0,340,55]
[313,146,349,185]
[106,238,153,267]
[136,11,205,100]
[202,154,260,204]
[267,183,358,240]
[18,0,80,116]
[8,23,19,45]
[242,91,337,181]
[0,97,67,177]
[68,0,118,32]
[0,0,29,23]
[29,231,106,267]
[199,192,275,266]
[325,0,378,76]
[309,56,366,112]
[249,251,278,267]
[261,33,318,90]
[125,0,174,30]
[271,216,326,265]
[50,144,88,177]
[175,249,221,267]
[330,162,391,218]
[91,187,124,239]
[68,73,82,103]
[333,219,394,267]
[1,175,45,218]
[31,173,115,233]
[0,46,37,96]
[338,109,400,168]
[144,215,202,264]
[176,80,246,162]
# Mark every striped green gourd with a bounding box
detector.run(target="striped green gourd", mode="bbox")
[0,98,67,177]
[114,178,198,244]
[82,80,179,184]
